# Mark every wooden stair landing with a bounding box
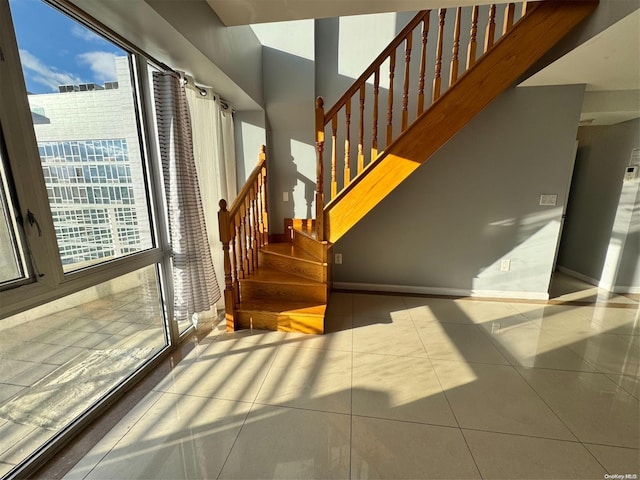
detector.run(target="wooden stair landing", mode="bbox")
[234,227,330,334]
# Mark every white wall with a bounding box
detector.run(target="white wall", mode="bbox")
[332,85,585,299]
[251,20,316,230]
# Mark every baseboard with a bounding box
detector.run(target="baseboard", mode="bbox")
[332,282,549,301]
[557,266,640,294]
[603,285,640,295]
[556,266,599,287]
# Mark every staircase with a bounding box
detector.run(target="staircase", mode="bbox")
[219,0,598,334]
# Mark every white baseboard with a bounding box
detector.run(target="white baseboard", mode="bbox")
[557,266,640,294]
[332,282,549,301]
[556,266,600,286]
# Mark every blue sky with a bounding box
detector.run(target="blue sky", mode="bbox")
[9,0,124,94]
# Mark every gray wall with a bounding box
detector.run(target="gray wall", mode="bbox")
[234,110,267,186]
[558,118,640,290]
[333,85,585,298]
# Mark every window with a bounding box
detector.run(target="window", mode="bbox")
[0,0,176,476]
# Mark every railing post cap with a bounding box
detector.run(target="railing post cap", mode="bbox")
[219,199,228,211]
[316,97,324,108]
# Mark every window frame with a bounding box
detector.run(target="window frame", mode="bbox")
[0,0,174,331]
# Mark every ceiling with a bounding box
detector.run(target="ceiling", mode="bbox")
[205,0,510,26]
[520,8,639,126]
[205,0,639,125]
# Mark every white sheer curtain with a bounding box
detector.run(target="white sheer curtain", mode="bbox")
[185,80,237,308]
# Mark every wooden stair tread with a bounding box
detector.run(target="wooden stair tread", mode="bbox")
[237,298,326,315]
[261,242,325,264]
[242,266,324,286]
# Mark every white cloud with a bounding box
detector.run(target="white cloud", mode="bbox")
[70,25,103,43]
[76,51,117,83]
[19,49,83,92]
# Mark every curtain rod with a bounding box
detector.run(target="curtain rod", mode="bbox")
[49,0,234,113]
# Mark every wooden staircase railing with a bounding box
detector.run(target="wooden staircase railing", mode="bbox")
[314,2,530,241]
[218,146,269,330]
[315,0,597,242]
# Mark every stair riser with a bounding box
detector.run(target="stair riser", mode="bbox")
[240,281,328,303]
[292,230,327,262]
[236,311,324,334]
[259,251,326,282]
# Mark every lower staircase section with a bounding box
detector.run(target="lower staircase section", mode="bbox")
[219,165,331,334]
[235,227,330,333]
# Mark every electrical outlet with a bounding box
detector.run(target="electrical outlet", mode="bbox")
[334,253,343,265]
[500,259,511,272]
[539,194,557,206]
[283,192,289,202]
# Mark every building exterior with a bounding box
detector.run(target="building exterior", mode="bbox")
[27,56,152,269]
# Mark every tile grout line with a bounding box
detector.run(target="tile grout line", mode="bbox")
[402,296,485,480]
[214,333,282,480]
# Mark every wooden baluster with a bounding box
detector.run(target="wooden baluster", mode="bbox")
[372,68,380,159]
[503,3,515,34]
[386,49,396,145]
[251,186,259,269]
[484,5,497,52]
[467,6,479,69]
[522,2,532,16]
[331,115,338,199]
[259,146,268,245]
[344,97,352,187]
[402,30,412,131]
[231,218,240,303]
[236,212,245,279]
[433,8,446,102]
[218,199,236,331]
[244,195,252,274]
[257,170,265,247]
[417,12,430,116]
[314,97,325,241]
[450,7,462,86]
[358,85,365,173]
[242,203,250,275]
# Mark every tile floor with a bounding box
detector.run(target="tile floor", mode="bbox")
[0,269,168,479]
[49,274,640,479]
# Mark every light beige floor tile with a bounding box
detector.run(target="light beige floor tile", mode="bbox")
[480,323,599,371]
[0,424,52,465]
[416,323,509,364]
[454,300,525,325]
[569,333,639,376]
[155,338,278,402]
[219,404,350,479]
[517,368,639,448]
[352,353,456,426]
[353,321,427,358]
[464,429,606,479]
[351,416,480,479]
[256,346,352,414]
[607,374,640,400]
[584,443,640,475]
[63,390,165,480]
[0,421,37,458]
[79,393,251,480]
[587,306,639,336]
[0,462,16,478]
[352,294,412,323]
[285,326,353,352]
[326,293,353,315]
[432,360,575,440]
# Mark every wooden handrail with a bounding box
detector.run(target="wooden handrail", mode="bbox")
[219,145,268,331]
[228,145,267,218]
[315,1,534,213]
[323,10,430,123]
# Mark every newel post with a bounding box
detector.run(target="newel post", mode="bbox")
[315,97,325,241]
[218,199,236,331]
